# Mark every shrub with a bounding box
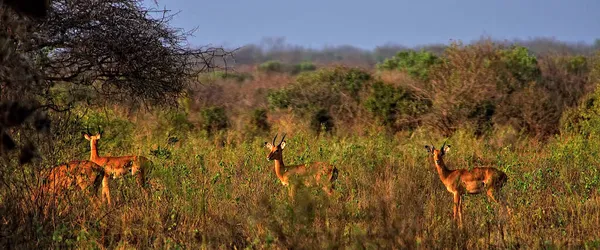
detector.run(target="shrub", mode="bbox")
[200,107,229,136]
[258,60,285,73]
[81,110,135,152]
[423,41,506,135]
[267,67,372,125]
[310,109,334,134]
[377,50,440,81]
[364,81,430,131]
[566,56,587,74]
[560,85,600,136]
[247,108,270,134]
[498,45,541,91]
[291,62,317,74]
[212,71,254,82]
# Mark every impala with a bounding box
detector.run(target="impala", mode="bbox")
[264,133,339,196]
[34,160,110,207]
[84,133,151,204]
[425,142,511,226]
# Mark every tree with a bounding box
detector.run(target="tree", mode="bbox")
[15,0,229,107]
[0,0,229,181]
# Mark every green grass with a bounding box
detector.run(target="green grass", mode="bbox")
[2,108,600,249]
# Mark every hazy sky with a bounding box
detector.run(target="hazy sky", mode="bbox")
[144,0,600,49]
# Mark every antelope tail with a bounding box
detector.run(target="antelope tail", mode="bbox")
[92,169,106,195]
[330,166,339,183]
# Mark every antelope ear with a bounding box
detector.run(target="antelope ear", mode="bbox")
[84,134,91,140]
[424,145,433,153]
[280,141,286,149]
[265,142,274,149]
[443,145,451,154]
[96,133,101,139]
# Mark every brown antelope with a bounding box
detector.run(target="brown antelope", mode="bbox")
[83,133,151,204]
[33,160,110,209]
[425,142,511,226]
[264,133,339,196]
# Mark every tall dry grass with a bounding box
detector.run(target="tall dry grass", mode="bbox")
[2,105,600,248]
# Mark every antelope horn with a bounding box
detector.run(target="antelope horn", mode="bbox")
[279,133,286,146]
[440,140,446,150]
[272,134,278,145]
[97,125,104,136]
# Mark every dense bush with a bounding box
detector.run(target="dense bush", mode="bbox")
[498,46,541,88]
[310,109,334,134]
[377,50,440,80]
[210,71,254,82]
[364,81,430,131]
[267,67,371,123]
[258,60,285,73]
[291,62,317,74]
[246,108,270,135]
[200,107,229,136]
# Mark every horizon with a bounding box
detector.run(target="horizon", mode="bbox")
[144,0,600,50]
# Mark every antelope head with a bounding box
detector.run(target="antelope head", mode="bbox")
[83,125,103,142]
[264,133,286,161]
[425,141,451,165]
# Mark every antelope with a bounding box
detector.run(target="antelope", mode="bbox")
[264,133,339,196]
[425,142,511,226]
[33,160,110,209]
[83,132,151,205]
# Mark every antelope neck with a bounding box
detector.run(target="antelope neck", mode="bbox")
[273,157,285,181]
[434,156,451,180]
[89,139,100,161]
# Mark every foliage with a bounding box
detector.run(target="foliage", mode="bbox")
[291,62,317,74]
[258,60,317,75]
[210,71,254,82]
[247,108,270,135]
[377,50,440,80]
[364,81,430,131]
[498,46,541,87]
[258,60,285,73]
[309,109,334,134]
[3,0,229,108]
[267,67,371,123]
[200,106,229,136]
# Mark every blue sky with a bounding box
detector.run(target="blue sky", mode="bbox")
[144,0,600,49]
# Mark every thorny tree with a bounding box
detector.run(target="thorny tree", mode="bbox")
[0,0,231,162]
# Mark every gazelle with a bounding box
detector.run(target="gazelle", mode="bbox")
[83,133,151,205]
[425,142,511,226]
[264,133,339,196]
[34,160,110,208]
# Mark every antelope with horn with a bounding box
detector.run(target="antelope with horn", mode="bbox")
[425,141,511,226]
[83,127,151,205]
[264,133,339,196]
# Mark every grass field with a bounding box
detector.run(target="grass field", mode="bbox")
[2,105,600,249]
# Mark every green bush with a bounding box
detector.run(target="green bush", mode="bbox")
[364,81,430,131]
[258,60,284,73]
[81,110,135,152]
[212,71,254,82]
[267,67,372,123]
[291,62,317,74]
[200,107,229,136]
[560,85,600,136]
[377,50,440,80]
[566,56,588,74]
[498,46,541,89]
[248,108,270,134]
[310,109,334,134]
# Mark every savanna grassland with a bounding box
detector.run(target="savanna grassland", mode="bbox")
[2,39,600,249]
[2,1,600,249]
